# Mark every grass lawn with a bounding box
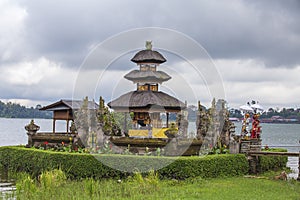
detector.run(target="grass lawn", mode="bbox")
[7,170,300,200]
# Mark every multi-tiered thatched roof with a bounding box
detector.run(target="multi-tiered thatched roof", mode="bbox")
[108,42,185,113]
[108,91,185,112]
[131,49,166,64]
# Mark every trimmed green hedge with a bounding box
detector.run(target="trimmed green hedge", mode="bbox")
[259,148,288,172]
[0,146,249,180]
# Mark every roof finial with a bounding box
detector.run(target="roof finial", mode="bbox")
[145,41,152,50]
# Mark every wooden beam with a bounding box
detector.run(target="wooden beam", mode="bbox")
[249,151,299,157]
[66,110,69,134]
[112,108,182,113]
[124,112,127,133]
[53,119,56,133]
[32,134,75,141]
[166,112,169,128]
[298,152,300,181]
[66,120,69,133]
[297,140,300,181]
[110,137,169,147]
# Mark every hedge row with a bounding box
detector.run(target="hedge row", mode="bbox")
[0,146,249,180]
[259,148,288,172]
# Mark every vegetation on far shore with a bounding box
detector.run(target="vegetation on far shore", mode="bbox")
[229,106,300,121]
[1,99,300,122]
[0,100,51,119]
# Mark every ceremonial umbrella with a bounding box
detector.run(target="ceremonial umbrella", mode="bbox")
[251,103,264,113]
[239,104,253,113]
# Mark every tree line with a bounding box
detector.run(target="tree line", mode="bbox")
[0,100,52,119]
[1,98,300,122]
[229,107,300,120]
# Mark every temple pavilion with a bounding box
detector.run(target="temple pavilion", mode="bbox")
[108,41,186,137]
[40,99,98,133]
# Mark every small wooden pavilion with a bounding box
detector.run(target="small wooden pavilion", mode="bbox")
[108,42,186,137]
[40,99,98,133]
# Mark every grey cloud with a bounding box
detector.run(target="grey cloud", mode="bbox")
[10,0,299,69]
[2,0,300,108]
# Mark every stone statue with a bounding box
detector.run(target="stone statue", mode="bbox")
[164,122,178,138]
[145,41,152,50]
[177,111,188,138]
[196,101,209,140]
[70,121,77,134]
[25,119,40,147]
[25,119,40,134]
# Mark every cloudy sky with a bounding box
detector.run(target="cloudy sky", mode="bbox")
[1,0,300,109]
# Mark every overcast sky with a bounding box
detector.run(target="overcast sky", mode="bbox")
[1,0,300,109]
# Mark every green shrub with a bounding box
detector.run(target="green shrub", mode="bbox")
[16,173,37,196]
[0,146,249,180]
[259,148,288,172]
[39,169,66,189]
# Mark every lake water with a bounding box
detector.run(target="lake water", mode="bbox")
[235,122,300,179]
[1,118,299,150]
[0,118,67,146]
[0,118,299,195]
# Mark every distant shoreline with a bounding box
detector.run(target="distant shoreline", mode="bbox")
[231,120,300,124]
[260,122,300,124]
[0,116,51,119]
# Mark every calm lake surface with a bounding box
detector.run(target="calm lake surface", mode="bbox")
[1,118,299,149]
[0,118,66,146]
[0,118,299,195]
[235,122,300,179]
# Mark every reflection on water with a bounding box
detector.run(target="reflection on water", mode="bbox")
[0,169,15,199]
[288,157,299,179]
[0,182,15,199]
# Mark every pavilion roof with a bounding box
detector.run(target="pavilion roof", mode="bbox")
[40,99,98,111]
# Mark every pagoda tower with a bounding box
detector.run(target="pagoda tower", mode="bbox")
[108,41,186,137]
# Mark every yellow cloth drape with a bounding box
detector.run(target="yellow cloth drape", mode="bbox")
[128,127,178,138]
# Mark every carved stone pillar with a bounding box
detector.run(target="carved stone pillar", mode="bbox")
[25,119,40,147]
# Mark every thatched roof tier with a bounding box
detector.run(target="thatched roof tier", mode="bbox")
[124,70,171,84]
[131,50,166,64]
[108,91,186,112]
